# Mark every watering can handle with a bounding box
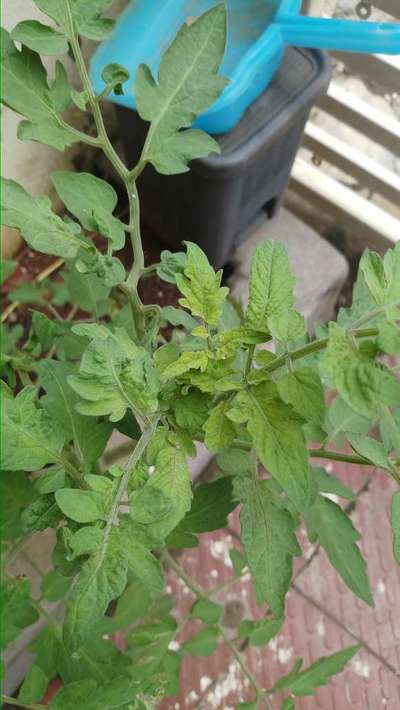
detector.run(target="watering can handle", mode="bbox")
[278,16,400,55]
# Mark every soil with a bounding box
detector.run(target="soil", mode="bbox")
[1,223,180,338]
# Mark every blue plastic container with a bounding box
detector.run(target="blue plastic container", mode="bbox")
[91,0,400,133]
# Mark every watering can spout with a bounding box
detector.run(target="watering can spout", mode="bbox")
[278,16,400,55]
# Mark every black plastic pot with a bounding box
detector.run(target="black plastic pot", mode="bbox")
[116,47,331,267]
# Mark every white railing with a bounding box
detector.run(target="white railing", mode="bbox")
[291,0,400,244]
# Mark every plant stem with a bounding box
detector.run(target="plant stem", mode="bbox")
[218,625,270,709]
[100,419,159,558]
[163,551,204,597]
[245,344,256,377]
[263,327,378,374]
[1,695,45,710]
[309,448,370,465]
[163,552,268,707]
[65,2,146,334]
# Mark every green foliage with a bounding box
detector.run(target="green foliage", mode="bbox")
[12,21,69,55]
[239,478,301,616]
[1,179,85,258]
[1,4,399,708]
[306,495,373,606]
[52,171,126,250]
[176,241,228,326]
[392,492,400,564]
[135,5,228,174]
[274,644,360,696]
[1,386,65,471]
[69,328,160,421]
[246,240,296,334]
[0,32,76,150]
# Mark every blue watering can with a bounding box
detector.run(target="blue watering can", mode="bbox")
[90,0,400,134]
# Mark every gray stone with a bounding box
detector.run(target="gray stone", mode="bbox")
[229,208,349,326]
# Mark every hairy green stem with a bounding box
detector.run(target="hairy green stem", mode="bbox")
[263,327,378,374]
[310,449,370,465]
[65,2,146,335]
[163,552,267,705]
[245,344,256,377]
[102,419,159,553]
[218,625,270,709]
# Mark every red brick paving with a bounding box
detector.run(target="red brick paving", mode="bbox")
[159,461,400,709]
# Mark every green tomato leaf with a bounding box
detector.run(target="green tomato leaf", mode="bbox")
[391,491,400,564]
[52,172,126,250]
[278,368,325,425]
[167,477,237,548]
[312,467,355,501]
[203,401,236,453]
[38,360,112,467]
[321,323,400,418]
[22,494,62,533]
[268,308,306,344]
[49,678,139,710]
[191,598,223,625]
[306,495,373,606]
[1,179,85,258]
[232,382,313,513]
[246,241,295,334]
[275,644,360,696]
[173,389,210,438]
[35,468,66,495]
[11,21,68,55]
[135,6,228,174]
[18,664,48,705]
[131,441,192,541]
[161,305,198,331]
[1,386,65,471]
[0,258,17,285]
[324,396,371,447]
[161,349,211,381]
[41,570,71,602]
[348,433,398,476]
[55,488,105,523]
[183,626,219,657]
[240,478,300,616]
[0,578,39,650]
[34,0,116,41]
[1,35,76,150]
[176,242,228,326]
[64,516,162,651]
[63,260,111,315]
[359,244,400,310]
[69,328,160,422]
[239,616,283,646]
[378,320,400,355]
[157,250,187,284]
[69,526,103,559]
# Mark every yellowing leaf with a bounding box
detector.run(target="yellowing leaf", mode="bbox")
[176,242,228,326]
